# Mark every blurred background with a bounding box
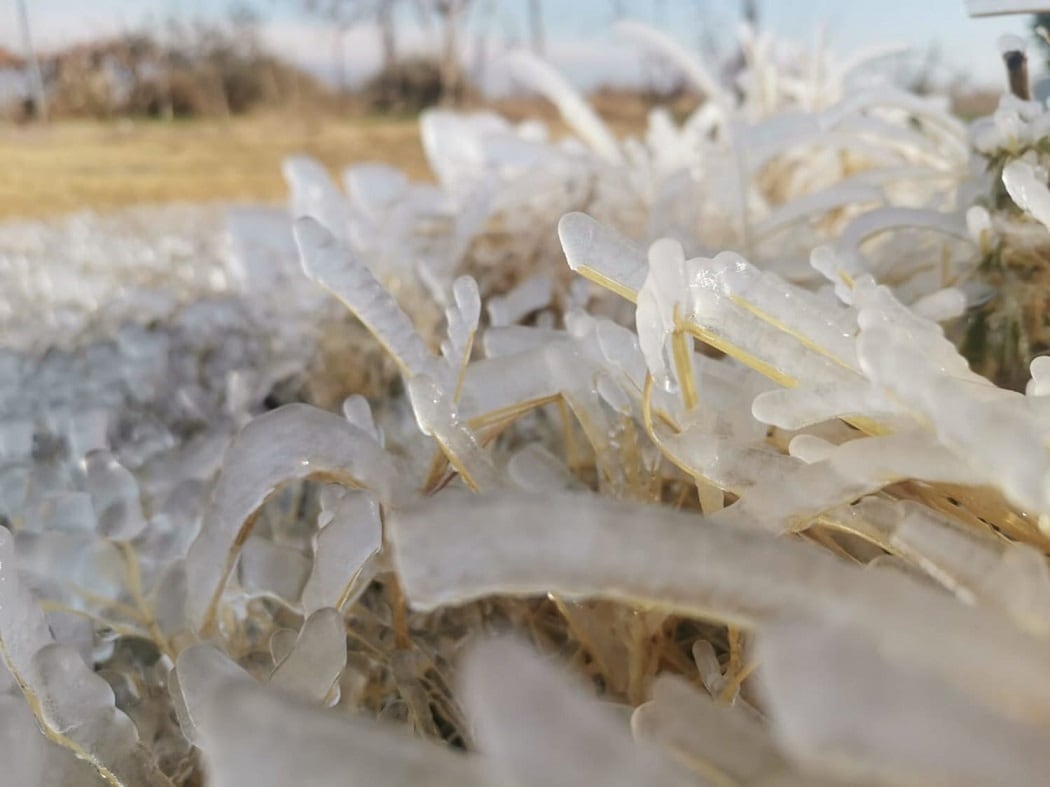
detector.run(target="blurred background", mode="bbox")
[0,0,1041,218]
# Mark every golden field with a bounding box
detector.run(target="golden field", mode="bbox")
[0,113,428,219]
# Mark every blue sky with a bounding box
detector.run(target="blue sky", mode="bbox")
[0,0,1040,90]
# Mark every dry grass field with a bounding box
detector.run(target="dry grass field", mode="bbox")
[0,94,674,220]
[0,113,429,219]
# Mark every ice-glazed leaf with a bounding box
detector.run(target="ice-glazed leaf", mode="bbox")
[269,629,298,666]
[16,531,126,602]
[440,275,481,387]
[564,214,861,389]
[407,374,500,492]
[1027,355,1050,397]
[282,155,351,242]
[84,450,147,541]
[754,182,882,239]
[343,163,409,222]
[200,682,485,787]
[269,608,346,703]
[341,395,383,445]
[237,537,311,603]
[756,617,1050,786]
[836,207,971,262]
[184,404,398,634]
[752,381,902,430]
[837,497,1050,635]
[909,287,967,322]
[301,490,382,616]
[487,274,553,327]
[505,51,623,164]
[420,109,509,193]
[29,490,97,534]
[1003,159,1050,232]
[0,527,172,786]
[506,444,578,491]
[0,693,46,787]
[711,432,986,533]
[558,212,648,302]
[856,311,1050,514]
[293,216,436,380]
[171,644,254,747]
[461,637,696,787]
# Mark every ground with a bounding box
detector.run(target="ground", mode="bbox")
[0,112,429,219]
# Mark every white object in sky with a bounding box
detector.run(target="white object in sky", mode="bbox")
[966,0,1050,16]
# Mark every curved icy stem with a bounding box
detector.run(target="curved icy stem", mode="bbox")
[391,491,1050,726]
[185,404,398,635]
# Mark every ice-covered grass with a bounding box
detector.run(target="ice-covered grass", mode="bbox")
[4,20,1050,787]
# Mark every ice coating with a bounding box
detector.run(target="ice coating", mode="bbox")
[5,18,1050,785]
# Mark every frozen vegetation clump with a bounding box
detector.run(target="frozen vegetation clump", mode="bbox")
[7,21,1050,786]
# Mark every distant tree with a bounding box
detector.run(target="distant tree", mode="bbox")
[416,0,475,104]
[298,0,473,104]
[300,0,402,89]
[15,0,47,121]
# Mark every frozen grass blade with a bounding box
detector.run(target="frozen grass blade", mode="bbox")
[505,51,623,164]
[294,216,435,380]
